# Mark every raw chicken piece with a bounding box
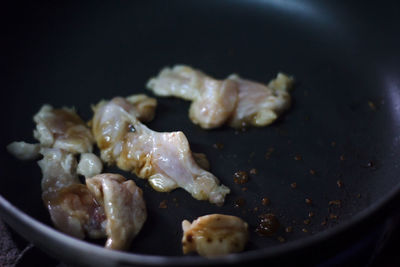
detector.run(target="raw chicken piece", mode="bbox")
[33,105,94,154]
[92,96,230,205]
[6,141,40,160]
[147,65,238,129]
[86,173,147,250]
[126,94,157,122]
[147,65,293,129]
[77,153,103,178]
[227,73,293,128]
[39,148,106,239]
[182,214,249,257]
[8,104,146,250]
[39,149,147,249]
[146,65,203,100]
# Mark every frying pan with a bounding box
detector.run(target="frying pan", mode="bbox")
[1,0,400,266]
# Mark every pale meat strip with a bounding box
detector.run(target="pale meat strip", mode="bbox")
[147,65,293,129]
[147,65,238,129]
[92,96,230,205]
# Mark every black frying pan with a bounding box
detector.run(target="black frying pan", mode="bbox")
[1,0,400,266]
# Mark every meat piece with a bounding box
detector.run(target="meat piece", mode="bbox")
[126,94,157,122]
[92,96,230,205]
[146,65,203,100]
[86,173,147,250]
[43,184,107,240]
[39,148,106,239]
[33,105,94,153]
[147,65,293,129]
[39,148,81,194]
[39,148,146,248]
[9,104,146,250]
[6,141,40,160]
[77,153,103,178]
[147,65,238,129]
[182,214,249,257]
[227,73,293,128]
[39,149,146,249]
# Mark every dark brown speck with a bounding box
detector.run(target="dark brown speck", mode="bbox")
[265,147,275,160]
[256,213,280,236]
[368,101,377,111]
[234,198,246,208]
[329,200,342,206]
[367,161,375,168]
[128,124,136,132]
[329,214,338,220]
[285,226,293,233]
[159,200,167,209]
[294,154,302,161]
[262,197,270,206]
[233,171,249,184]
[250,168,258,175]
[213,143,224,150]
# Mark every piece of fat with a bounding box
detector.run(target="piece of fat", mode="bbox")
[77,153,103,178]
[7,141,40,160]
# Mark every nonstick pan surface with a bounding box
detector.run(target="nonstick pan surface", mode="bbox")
[1,0,400,266]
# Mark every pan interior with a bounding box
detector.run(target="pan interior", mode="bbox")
[1,0,400,257]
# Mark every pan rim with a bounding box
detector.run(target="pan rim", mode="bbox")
[1,181,399,266]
